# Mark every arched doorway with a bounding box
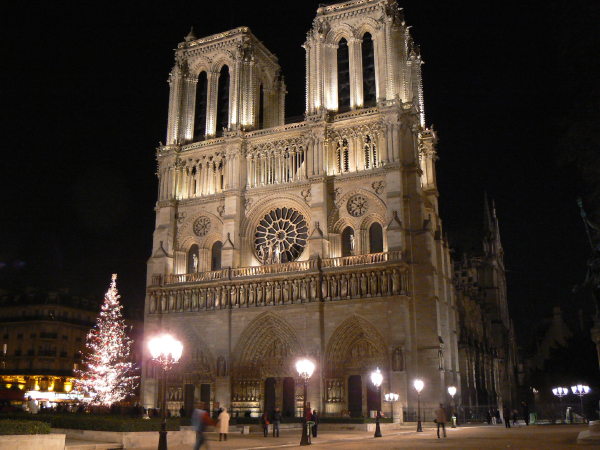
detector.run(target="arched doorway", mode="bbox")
[348,375,362,417]
[282,377,295,417]
[264,377,276,415]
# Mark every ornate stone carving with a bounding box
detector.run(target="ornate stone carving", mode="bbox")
[255,207,308,264]
[193,216,211,236]
[217,204,225,217]
[347,194,368,217]
[371,180,385,195]
[301,188,311,204]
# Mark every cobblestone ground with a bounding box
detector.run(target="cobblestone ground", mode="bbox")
[127,423,590,450]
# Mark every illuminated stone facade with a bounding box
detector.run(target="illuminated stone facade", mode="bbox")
[142,0,465,418]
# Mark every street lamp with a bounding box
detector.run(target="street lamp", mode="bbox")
[370,368,383,438]
[447,386,457,428]
[148,334,183,450]
[552,387,568,423]
[296,358,315,446]
[413,379,424,432]
[570,384,591,422]
[384,392,399,423]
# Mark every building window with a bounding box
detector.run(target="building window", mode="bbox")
[362,33,376,106]
[337,38,350,112]
[62,335,68,341]
[336,139,349,173]
[216,65,230,136]
[363,135,378,169]
[211,241,223,271]
[194,71,208,140]
[341,227,355,257]
[369,222,384,253]
[187,244,199,274]
[17,334,23,340]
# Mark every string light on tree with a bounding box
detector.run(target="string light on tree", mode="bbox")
[76,274,138,405]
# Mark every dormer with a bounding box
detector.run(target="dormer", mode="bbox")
[166,27,285,145]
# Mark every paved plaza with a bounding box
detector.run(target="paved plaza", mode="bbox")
[109,424,590,450]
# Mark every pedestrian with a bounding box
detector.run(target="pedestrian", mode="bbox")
[261,410,270,437]
[486,409,492,424]
[27,397,38,414]
[272,407,281,437]
[521,401,530,426]
[512,409,518,426]
[192,406,214,450]
[495,409,501,425]
[503,406,511,428]
[311,409,319,438]
[435,403,447,438]
[217,406,230,441]
[305,404,312,444]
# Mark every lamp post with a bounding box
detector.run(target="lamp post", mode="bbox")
[571,384,591,422]
[148,334,183,450]
[552,387,568,423]
[296,358,315,446]
[413,379,424,432]
[447,386,457,428]
[384,392,399,423]
[370,368,383,438]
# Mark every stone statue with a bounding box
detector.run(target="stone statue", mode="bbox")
[392,347,404,371]
[349,233,356,254]
[192,253,199,272]
[274,244,281,264]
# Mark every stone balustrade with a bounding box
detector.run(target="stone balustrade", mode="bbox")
[147,252,408,314]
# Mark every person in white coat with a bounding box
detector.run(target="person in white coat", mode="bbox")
[217,407,230,441]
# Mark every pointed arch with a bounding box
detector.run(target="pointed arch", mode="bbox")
[325,315,388,377]
[337,38,351,112]
[233,312,304,377]
[194,71,208,140]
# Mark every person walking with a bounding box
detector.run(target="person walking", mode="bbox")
[261,410,270,437]
[495,409,501,425]
[217,407,230,441]
[503,406,511,428]
[311,409,319,438]
[521,401,530,426]
[272,407,281,437]
[435,403,447,438]
[192,407,214,450]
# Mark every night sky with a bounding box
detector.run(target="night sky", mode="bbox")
[2,1,599,344]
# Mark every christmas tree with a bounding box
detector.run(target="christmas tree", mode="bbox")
[76,274,138,405]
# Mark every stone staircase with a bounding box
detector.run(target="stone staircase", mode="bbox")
[65,438,122,450]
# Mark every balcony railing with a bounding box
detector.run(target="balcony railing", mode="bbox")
[147,251,409,315]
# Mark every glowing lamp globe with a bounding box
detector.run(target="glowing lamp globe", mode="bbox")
[552,387,568,397]
[148,334,183,363]
[296,358,315,380]
[370,368,383,388]
[413,379,424,393]
[385,392,399,402]
[571,385,590,395]
[448,386,457,397]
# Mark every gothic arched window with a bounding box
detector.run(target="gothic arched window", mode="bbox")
[337,38,351,112]
[336,139,349,173]
[211,241,222,271]
[216,65,230,136]
[369,222,383,253]
[362,33,376,107]
[194,71,207,140]
[364,135,378,169]
[187,244,199,273]
[341,226,355,257]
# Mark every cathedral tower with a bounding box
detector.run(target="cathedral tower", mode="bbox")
[143,0,459,420]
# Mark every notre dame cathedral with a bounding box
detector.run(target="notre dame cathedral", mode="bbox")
[142,0,518,420]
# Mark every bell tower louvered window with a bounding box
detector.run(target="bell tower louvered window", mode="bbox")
[194,71,207,140]
[362,33,376,107]
[216,66,230,136]
[337,38,350,112]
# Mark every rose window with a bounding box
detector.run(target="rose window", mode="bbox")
[254,207,308,264]
[193,216,211,236]
[347,195,368,217]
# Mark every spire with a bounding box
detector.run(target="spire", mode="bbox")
[483,192,494,235]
